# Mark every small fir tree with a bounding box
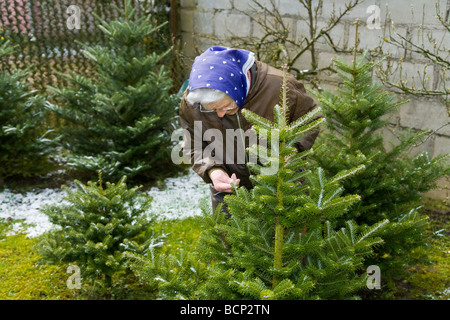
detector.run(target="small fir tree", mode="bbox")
[47,1,179,183]
[0,40,53,185]
[309,49,450,275]
[126,245,208,300]
[37,172,154,288]
[125,203,210,300]
[194,67,389,300]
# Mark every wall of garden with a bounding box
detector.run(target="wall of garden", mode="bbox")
[178,0,450,200]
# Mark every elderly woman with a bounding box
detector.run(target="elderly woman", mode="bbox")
[179,46,319,214]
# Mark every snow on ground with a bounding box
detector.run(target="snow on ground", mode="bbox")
[0,187,67,238]
[0,169,210,238]
[146,169,211,220]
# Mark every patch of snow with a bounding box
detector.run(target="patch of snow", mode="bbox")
[0,187,70,238]
[146,169,211,220]
[0,169,211,238]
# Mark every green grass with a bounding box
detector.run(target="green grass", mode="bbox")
[0,219,77,299]
[0,216,204,300]
[393,206,450,300]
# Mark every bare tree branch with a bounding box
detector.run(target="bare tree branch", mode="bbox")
[217,0,364,88]
[376,1,450,115]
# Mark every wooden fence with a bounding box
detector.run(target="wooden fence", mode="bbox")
[0,0,178,92]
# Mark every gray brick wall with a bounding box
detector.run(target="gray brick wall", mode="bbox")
[179,0,450,199]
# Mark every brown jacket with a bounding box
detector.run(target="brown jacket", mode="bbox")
[179,60,319,189]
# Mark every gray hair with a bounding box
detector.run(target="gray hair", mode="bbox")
[186,88,231,107]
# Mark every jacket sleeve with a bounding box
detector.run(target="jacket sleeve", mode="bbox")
[179,93,228,184]
[288,79,321,152]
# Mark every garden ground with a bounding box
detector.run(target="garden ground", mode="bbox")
[0,169,448,300]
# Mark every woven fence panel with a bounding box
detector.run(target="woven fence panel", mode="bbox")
[0,0,175,93]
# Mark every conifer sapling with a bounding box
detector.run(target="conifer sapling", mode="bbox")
[38,171,154,288]
[47,0,179,182]
[309,41,450,274]
[0,40,53,185]
[195,66,389,300]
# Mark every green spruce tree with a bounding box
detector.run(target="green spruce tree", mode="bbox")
[47,1,179,183]
[0,40,53,185]
[194,67,389,300]
[309,48,450,276]
[37,172,154,288]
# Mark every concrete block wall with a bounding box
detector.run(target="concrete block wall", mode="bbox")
[178,0,450,200]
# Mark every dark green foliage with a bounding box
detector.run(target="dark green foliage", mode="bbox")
[47,1,179,182]
[126,245,208,300]
[37,172,154,288]
[309,52,450,274]
[125,214,209,300]
[0,40,53,182]
[196,169,389,300]
[194,68,388,300]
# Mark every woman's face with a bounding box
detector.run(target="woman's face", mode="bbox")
[207,98,239,118]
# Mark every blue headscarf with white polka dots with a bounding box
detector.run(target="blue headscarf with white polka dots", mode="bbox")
[188,46,255,108]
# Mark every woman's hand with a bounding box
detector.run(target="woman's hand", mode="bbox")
[209,169,240,193]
